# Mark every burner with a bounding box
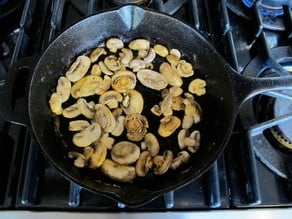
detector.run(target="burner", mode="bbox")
[242,0,292,17]
[104,0,152,7]
[239,46,292,179]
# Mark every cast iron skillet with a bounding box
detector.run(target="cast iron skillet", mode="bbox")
[1,5,292,207]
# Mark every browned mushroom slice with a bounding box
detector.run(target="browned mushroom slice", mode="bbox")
[94,104,116,133]
[169,48,181,59]
[170,151,191,170]
[177,129,201,153]
[56,76,71,103]
[101,159,136,182]
[136,151,153,177]
[66,55,91,82]
[177,60,194,78]
[141,133,160,156]
[106,38,124,53]
[49,92,63,115]
[99,90,123,109]
[121,89,144,115]
[124,114,148,141]
[128,39,150,51]
[166,54,180,66]
[159,62,183,87]
[188,78,206,96]
[111,141,140,165]
[158,116,181,137]
[137,69,168,91]
[90,47,107,63]
[154,44,169,57]
[111,70,136,93]
[98,61,113,76]
[72,122,101,147]
[62,103,81,118]
[71,75,103,99]
[88,143,107,169]
[153,150,173,175]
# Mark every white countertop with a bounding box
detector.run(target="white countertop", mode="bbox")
[1,208,292,219]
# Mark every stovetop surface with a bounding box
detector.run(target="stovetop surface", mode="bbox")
[1,0,292,211]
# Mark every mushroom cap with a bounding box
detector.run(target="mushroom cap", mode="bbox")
[153,150,173,175]
[111,141,140,165]
[121,89,144,115]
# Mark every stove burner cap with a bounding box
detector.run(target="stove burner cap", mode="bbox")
[271,92,292,149]
[242,0,292,16]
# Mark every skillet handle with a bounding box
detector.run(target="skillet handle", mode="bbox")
[231,72,292,107]
[0,57,35,127]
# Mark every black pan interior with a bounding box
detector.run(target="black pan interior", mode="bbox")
[28,5,236,206]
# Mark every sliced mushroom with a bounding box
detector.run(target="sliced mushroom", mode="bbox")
[170,151,190,170]
[104,55,121,71]
[136,151,153,177]
[137,69,168,91]
[111,70,136,93]
[143,48,156,63]
[111,114,125,137]
[95,75,111,95]
[172,96,185,111]
[111,141,140,165]
[62,103,81,118]
[68,151,87,168]
[166,54,180,66]
[141,133,160,156]
[154,44,169,57]
[101,159,136,182]
[129,59,146,72]
[187,130,201,153]
[119,48,133,65]
[177,60,194,78]
[71,75,103,99]
[69,120,90,131]
[159,93,173,116]
[121,89,144,115]
[153,150,173,175]
[182,95,202,128]
[49,92,63,115]
[150,105,162,116]
[72,122,101,147]
[169,48,181,59]
[77,98,95,119]
[178,129,187,149]
[106,38,124,53]
[66,55,91,82]
[128,39,150,51]
[124,114,148,141]
[188,78,206,96]
[97,133,115,150]
[169,86,183,97]
[91,64,102,75]
[158,116,181,137]
[159,62,183,87]
[98,61,113,75]
[99,90,123,109]
[94,104,116,133]
[56,76,71,103]
[88,143,107,169]
[90,47,107,63]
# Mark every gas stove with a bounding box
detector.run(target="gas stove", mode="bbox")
[0,0,292,213]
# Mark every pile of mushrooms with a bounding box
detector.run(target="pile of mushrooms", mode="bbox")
[49,37,206,182]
